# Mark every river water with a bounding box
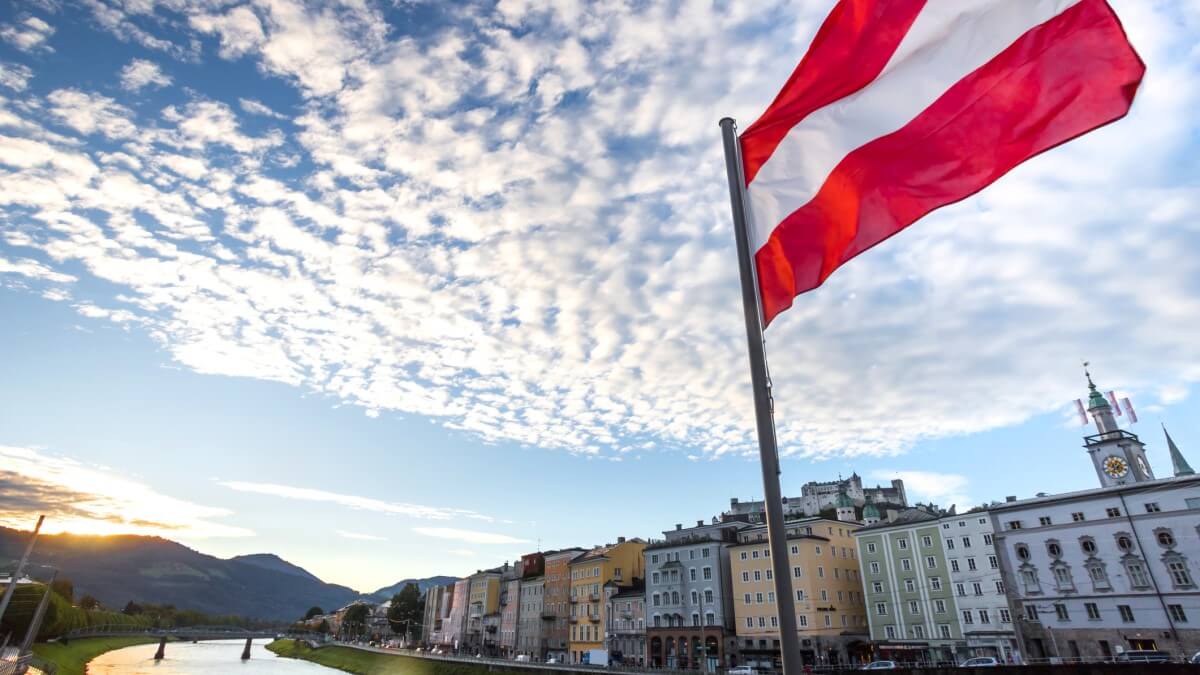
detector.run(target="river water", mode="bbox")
[88,639,339,674]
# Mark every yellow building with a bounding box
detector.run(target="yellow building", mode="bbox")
[568,537,646,664]
[466,568,501,652]
[730,517,869,669]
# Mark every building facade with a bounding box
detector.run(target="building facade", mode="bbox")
[728,474,907,522]
[645,521,745,669]
[543,548,584,662]
[989,374,1200,661]
[466,569,501,653]
[517,576,546,659]
[942,511,1018,662]
[568,538,646,664]
[500,577,521,656]
[731,517,870,669]
[422,583,456,646]
[605,581,646,665]
[444,579,471,650]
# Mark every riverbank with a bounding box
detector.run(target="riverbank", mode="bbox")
[31,636,160,675]
[268,640,512,675]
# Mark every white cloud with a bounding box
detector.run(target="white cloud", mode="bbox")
[0,62,33,91]
[120,58,171,92]
[871,470,973,511]
[239,97,286,119]
[0,445,253,538]
[0,256,75,284]
[0,0,1197,466]
[220,480,492,521]
[337,530,387,541]
[0,16,54,52]
[412,527,531,545]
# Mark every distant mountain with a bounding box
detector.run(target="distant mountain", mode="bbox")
[231,553,323,583]
[369,575,459,602]
[0,527,360,621]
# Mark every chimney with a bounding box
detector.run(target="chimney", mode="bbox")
[1006,496,1017,503]
[617,536,626,543]
[731,498,739,505]
[697,520,704,527]
[675,524,682,530]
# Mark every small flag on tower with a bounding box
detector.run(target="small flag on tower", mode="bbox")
[1107,391,1123,415]
[1122,397,1138,423]
[1074,399,1088,426]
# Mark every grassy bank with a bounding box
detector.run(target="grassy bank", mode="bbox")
[31,636,159,675]
[267,640,500,675]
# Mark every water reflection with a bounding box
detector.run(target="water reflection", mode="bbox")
[89,639,337,674]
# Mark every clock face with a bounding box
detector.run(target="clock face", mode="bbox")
[1104,455,1129,479]
[1136,454,1150,477]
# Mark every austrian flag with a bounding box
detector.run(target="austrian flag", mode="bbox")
[741,0,1144,326]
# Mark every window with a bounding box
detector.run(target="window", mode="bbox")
[1085,603,1100,620]
[752,550,759,559]
[979,609,991,624]
[739,552,747,561]
[756,592,763,604]
[988,555,999,569]
[1116,535,1134,552]
[1170,604,1188,622]
[691,590,699,604]
[876,602,887,616]
[818,566,825,578]
[1119,605,1135,623]
[961,610,974,625]
[1158,531,1177,548]
[702,547,710,558]
[909,600,920,615]
[870,562,880,575]
[741,571,749,583]
[824,614,832,628]
[1071,512,1085,522]
[654,593,662,606]
[758,616,765,628]
[798,615,808,627]
[814,546,821,555]
[769,615,777,628]
[1053,566,1074,589]
[972,582,983,596]
[652,554,660,564]
[995,580,1005,595]
[945,538,955,550]
[1021,569,1041,593]
[1047,542,1062,557]
[1168,560,1194,587]
[930,577,942,591]
[1055,603,1069,621]
[1039,516,1052,526]
[866,542,876,554]
[820,589,828,601]
[939,624,952,638]
[1106,507,1121,517]
[1026,605,1039,621]
[1015,544,1031,561]
[962,536,971,548]
[922,536,932,547]
[744,617,752,628]
[904,579,915,592]
[912,625,924,638]
[796,589,805,601]
[872,582,883,593]
[703,567,712,580]
[934,599,946,614]
[652,572,660,584]
[926,556,937,569]
[968,558,978,571]
[983,533,993,546]
[901,559,912,572]
[1127,562,1151,588]
[705,590,713,603]
[955,583,966,597]
[742,593,750,605]
[898,538,908,550]
[999,609,1011,623]
[753,570,761,582]
[1007,521,1022,530]
[950,560,960,573]
[1146,502,1161,513]
[766,569,773,580]
[885,625,896,639]
[690,568,697,581]
[767,591,775,603]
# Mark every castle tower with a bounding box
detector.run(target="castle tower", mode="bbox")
[862,495,881,526]
[1082,366,1154,487]
[835,490,857,523]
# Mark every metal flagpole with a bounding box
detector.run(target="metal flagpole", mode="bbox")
[719,118,803,674]
[0,515,44,626]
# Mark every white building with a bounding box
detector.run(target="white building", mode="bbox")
[941,511,1018,662]
[989,372,1200,661]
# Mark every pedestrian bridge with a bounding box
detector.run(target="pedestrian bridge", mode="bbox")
[61,624,285,641]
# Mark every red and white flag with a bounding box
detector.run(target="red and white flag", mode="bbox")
[1074,399,1088,426]
[1107,391,1123,415]
[740,0,1144,326]
[1121,397,1138,423]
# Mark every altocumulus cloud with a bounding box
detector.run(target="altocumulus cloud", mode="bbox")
[0,1,1197,462]
[0,445,252,538]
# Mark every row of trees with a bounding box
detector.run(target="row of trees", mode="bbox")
[289,582,425,642]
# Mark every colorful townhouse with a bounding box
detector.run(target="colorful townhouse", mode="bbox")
[568,537,646,664]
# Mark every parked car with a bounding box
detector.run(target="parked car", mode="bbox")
[546,657,559,664]
[1115,650,1171,663]
[861,662,897,670]
[729,667,758,675]
[516,655,531,662]
[959,657,999,667]
[1191,651,1200,664]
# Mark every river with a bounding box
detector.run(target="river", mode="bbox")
[88,639,339,674]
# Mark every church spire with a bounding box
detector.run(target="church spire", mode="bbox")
[1164,425,1194,477]
[1082,363,1118,434]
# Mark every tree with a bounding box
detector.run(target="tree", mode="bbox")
[342,603,370,638]
[317,619,330,634]
[387,583,424,638]
[79,594,100,611]
[123,601,143,615]
[50,578,73,604]
[304,606,324,620]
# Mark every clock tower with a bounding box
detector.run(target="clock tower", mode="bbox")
[1082,368,1154,487]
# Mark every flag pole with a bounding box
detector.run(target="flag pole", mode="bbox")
[720,117,803,674]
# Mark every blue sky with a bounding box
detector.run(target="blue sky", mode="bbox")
[0,0,1197,592]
